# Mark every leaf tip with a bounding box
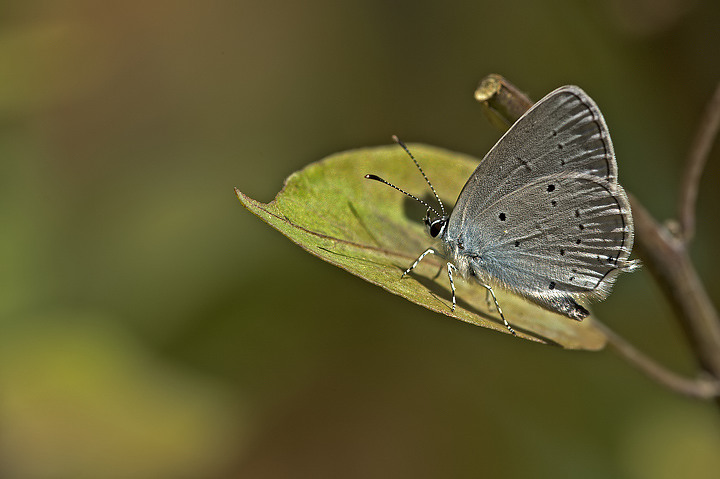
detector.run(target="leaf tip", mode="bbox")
[234,187,256,209]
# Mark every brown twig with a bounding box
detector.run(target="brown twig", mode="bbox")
[475,75,720,400]
[592,319,720,399]
[678,82,720,243]
[630,194,720,381]
[475,74,534,130]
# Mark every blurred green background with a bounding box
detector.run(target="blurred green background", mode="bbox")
[2,1,720,478]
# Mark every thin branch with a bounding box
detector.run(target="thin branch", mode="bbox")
[630,194,720,378]
[678,82,720,243]
[592,319,720,399]
[475,74,533,130]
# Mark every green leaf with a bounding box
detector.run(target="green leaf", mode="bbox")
[236,144,607,350]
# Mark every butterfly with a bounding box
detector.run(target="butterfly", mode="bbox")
[366,86,639,335]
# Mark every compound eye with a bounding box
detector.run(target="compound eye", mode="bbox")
[429,220,444,238]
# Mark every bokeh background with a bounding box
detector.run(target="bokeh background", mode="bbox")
[2,1,720,478]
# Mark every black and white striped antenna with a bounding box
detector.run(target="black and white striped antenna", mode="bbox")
[364,135,446,218]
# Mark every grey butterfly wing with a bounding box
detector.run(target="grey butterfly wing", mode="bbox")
[444,86,636,318]
[452,85,617,219]
[446,173,635,319]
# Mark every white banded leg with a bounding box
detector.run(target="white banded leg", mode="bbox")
[401,248,437,278]
[447,262,457,312]
[482,284,516,336]
[402,249,458,313]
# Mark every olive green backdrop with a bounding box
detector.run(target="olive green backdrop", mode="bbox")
[1,1,720,478]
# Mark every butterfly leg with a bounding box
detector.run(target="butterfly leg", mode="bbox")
[447,263,457,312]
[401,248,437,278]
[482,284,516,336]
